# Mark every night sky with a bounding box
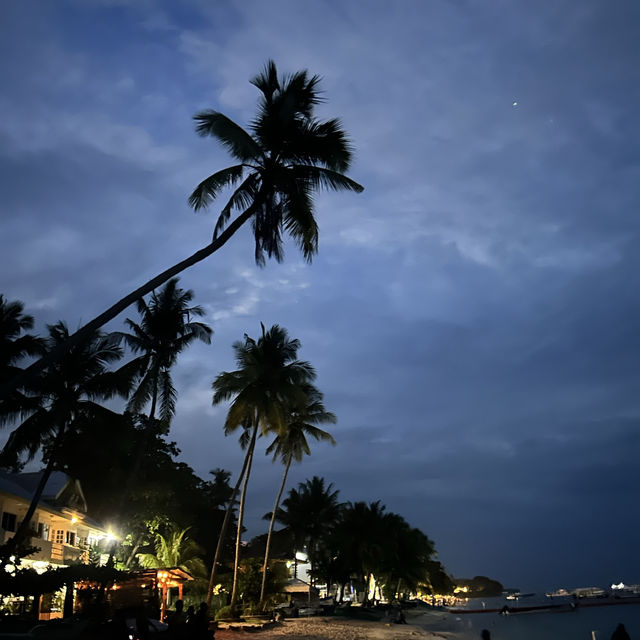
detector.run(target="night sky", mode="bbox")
[1,0,639,592]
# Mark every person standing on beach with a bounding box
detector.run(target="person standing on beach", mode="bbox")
[611,623,631,640]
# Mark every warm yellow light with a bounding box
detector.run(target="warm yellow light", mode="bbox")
[71,517,78,524]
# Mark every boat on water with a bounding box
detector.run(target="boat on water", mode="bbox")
[571,587,607,599]
[611,583,640,598]
[505,592,535,600]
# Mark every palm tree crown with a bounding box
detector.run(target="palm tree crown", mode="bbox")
[265,385,336,464]
[120,278,212,425]
[213,324,315,437]
[2,322,130,465]
[189,59,364,265]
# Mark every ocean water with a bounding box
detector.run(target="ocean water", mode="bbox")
[414,604,640,640]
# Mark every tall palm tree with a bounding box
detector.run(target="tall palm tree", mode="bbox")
[1,322,132,550]
[259,386,336,606]
[120,278,212,428]
[0,296,44,430]
[208,324,315,609]
[2,60,363,400]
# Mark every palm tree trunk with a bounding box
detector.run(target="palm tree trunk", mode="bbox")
[259,454,292,608]
[123,369,159,499]
[124,538,142,569]
[1,204,259,401]
[11,455,56,549]
[205,432,254,607]
[230,426,258,609]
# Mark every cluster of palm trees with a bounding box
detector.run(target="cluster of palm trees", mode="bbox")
[1,289,340,602]
[206,324,336,609]
[1,59,362,584]
[0,280,213,555]
[2,288,452,606]
[272,477,453,604]
[2,60,456,611]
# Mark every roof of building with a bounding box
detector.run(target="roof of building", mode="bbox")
[0,471,103,531]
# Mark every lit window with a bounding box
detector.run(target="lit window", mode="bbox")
[65,531,75,546]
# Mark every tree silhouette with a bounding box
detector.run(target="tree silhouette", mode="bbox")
[2,60,362,401]
[209,324,315,608]
[259,386,336,606]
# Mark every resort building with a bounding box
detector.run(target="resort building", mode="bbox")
[0,471,110,571]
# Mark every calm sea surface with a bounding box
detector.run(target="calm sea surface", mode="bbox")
[414,602,640,640]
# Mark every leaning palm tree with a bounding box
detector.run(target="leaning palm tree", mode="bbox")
[0,296,44,430]
[2,60,363,399]
[1,322,132,551]
[207,324,315,609]
[259,385,336,606]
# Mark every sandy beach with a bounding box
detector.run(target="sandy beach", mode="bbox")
[216,616,464,640]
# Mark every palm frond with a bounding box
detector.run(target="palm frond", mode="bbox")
[214,173,260,239]
[158,369,177,425]
[289,165,364,193]
[126,368,155,413]
[250,60,280,104]
[1,409,55,462]
[193,111,262,161]
[188,164,246,212]
[283,186,318,262]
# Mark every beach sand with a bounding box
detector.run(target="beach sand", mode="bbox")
[215,616,464,640]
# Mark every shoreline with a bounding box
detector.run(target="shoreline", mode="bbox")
[215,615,467,640]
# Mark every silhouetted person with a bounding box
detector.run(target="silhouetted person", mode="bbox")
[481,630,491,640]
[168,600,188,639]
[611,623,631,640]
[110,610,131,640]
[186,604,196,635]
[194,601,212,639]
[135,607,151,640]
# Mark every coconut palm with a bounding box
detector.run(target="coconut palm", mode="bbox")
[276,476,342,583]
[0,296,44,430]
[259,386,336,606]
[3,60,363,400]
[208,324,315,609]
[1,322,132,550]
[120,278,212,428]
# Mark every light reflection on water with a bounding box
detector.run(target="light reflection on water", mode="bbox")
[414,603,640,640]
